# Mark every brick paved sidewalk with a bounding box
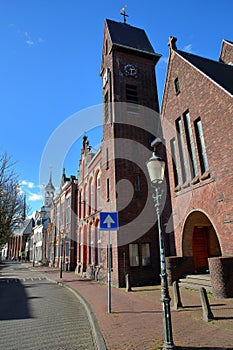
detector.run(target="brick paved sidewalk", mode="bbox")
[33,266,233,349]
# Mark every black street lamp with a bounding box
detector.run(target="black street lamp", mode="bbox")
[60,231,66,279]
[146,138,176,350]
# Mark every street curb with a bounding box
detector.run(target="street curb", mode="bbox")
[47,278,107,350]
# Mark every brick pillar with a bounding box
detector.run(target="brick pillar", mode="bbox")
[209,257,233,298]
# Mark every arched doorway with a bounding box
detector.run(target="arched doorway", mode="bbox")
[182,211,221,273]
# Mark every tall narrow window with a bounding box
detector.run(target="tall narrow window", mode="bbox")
[194,117,209,174]
[174,77,180,94]
[89,178,94,214]
[170,138,180,187]
[96,172,101,210]
[66,197,71,226]
[61,202,64,226]
[78,191,82,219]
[65,237,69,257]
[176,118,188,183]
[106,147,109,170]
[84,185,88,217]
[90,225,95,265]
[106,178,110,202]
[141,243,151,266]
[126,84,139,114]
[183,111,198,179]
[129,244,139,267]
[104,91,109,122]
[56,204,60,230]
[105,39,108,55]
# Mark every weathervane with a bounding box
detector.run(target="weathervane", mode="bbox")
[120,5,129,24]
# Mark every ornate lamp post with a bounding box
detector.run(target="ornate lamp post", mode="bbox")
[146,138,176,350]
[60,231,66,279]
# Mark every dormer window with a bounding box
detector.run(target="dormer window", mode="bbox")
[174,77,180,95]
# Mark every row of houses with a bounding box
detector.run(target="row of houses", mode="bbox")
[6,18,233,297]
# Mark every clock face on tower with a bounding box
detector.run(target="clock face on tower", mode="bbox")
[124,64,138,77]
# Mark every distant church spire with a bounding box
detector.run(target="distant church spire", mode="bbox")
[44,169,55,208]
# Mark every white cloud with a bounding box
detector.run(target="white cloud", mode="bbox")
[183,44,193,53]
[24,31,34,45]
[9,24,44,47]
[20,180,35,189]
[38,37,45,44]
[20,180,43,202]
[28,193,43,201]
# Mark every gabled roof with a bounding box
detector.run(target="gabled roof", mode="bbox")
[14,218,34,236]
[105,19,160,60]
[224,39,233,45]
[177,50,233,95]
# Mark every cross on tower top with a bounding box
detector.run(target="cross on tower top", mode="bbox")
[120,5,129,24]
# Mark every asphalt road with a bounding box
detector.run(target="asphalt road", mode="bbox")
[0,262,96,350]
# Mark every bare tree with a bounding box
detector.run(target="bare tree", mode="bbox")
[0,152,25,248]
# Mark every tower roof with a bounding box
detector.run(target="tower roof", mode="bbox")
[45,171,55,191]
[105,19,160,59]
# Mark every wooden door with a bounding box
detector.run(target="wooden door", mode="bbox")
[192,227,209,272]
[83,244,87,272]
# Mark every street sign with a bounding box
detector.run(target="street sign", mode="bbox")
[100,212,118,230]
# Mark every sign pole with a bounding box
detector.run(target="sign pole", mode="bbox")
[99,212,118,315]
[108,229,111,313]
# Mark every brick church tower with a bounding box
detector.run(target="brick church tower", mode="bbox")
[99,18,168,287]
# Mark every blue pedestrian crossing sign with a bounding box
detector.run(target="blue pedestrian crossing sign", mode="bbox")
[100,212,118,230]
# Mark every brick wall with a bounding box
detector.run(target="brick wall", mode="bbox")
[219,40,233,64]
[209,257,233,298]
[162,49,233,259]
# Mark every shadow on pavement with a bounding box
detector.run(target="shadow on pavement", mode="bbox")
[113,310,161,314]
[177,348,233,350]
[183,303,225,309]
[0,278,33,320]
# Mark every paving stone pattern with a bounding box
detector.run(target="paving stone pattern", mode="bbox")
[0,265,95,350]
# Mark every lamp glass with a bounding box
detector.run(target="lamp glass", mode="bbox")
[146,155,165,184]
[61,232,66,239]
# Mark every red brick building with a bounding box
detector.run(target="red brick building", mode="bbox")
[47,170,77,270]
[76,136,102,278]
[73,19,173,287]
[8,218,34,260]
[161,37,233,297]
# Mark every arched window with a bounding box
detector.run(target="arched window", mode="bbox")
[78,190,82,219]
[83,184,88,218]
[89,177,94,214]
[82,159,85,180]
[96,172,101,210]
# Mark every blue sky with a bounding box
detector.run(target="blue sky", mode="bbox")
[0,0,232,215]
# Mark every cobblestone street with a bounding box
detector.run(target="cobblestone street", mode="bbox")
[0,263,95,350]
